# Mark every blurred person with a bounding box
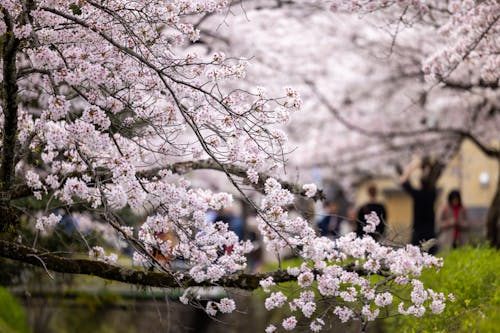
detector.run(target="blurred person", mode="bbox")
[54,209,79,235]
[317,183,350,239]
[343,203,357,235]
[399,157,440,254]
[245,212,264,273]
[356,184,387,241]
[214,207,245,240]
[317,200,342,239]
[438,189,468,251]
[214,207,245,255]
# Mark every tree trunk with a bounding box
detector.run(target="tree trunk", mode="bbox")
[0,11,20,195]
[0,9,20,233]
[486,159,500,248]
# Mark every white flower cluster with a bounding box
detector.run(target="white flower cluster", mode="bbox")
[88,246,118,265]
[35,213,61,232]
[265,292,287,310]
[258,178,317,253]
[331,0,500,82]
[363,211,380,234]
[260,276,276,292]
[258,182,447,330]
[302,183,317,198]
[204,298,236,316]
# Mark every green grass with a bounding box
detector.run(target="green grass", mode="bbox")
[0,287,31,333]
[383,245,500,333]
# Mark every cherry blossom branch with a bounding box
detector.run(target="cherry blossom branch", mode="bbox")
[435,12,500,81]
[139,159,325,201]
[307,81,500,159]
[442,79,499,91]
[0,239,378,290]
[10,159,324,201]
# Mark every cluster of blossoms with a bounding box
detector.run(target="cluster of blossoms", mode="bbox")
[398,280,447,316]
[331,0,500,82]
[5,0,297,273]
[424,0,500,83]
[6,0,301,218]
[302,183,317,198]
[257,178,317,253]
[363,211,380,234]
[88,246,118,265]
[35,213,61,232]
[1,0,456,330]
[132,179,253,283]
[330,0,430,13]
[204,298,236,316]
[257,183,450,330]
[179,288,236,316]
[265,291,287,310]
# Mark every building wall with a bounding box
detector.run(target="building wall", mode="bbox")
[355,139,499,244]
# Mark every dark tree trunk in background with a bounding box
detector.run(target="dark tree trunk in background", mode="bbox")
[486,160,500,248]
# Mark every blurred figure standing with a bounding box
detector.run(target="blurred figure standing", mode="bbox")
[399,157,442,254]
[317,184,349,239]
[317,200,342,239]
[214,207,245,240]
[214,207,245,255]
[438,190,468,251]
[344,204,358,235]
[356,184,387,241]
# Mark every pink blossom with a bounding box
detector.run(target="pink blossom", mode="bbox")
[217,298,236,314]
[282,316,297,331]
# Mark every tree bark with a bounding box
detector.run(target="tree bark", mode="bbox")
[0,8,20,201]
[0,239,284,290]
[0,239,383,290]
[486,159,500,248]
[0,8,21,234]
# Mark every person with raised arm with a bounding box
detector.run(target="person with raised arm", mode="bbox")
[399,157,441,254]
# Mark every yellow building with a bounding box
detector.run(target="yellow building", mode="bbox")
[355,140,499,244]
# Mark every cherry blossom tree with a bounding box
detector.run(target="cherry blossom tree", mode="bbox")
[1,1,453,331]
[195,0,499,245]
[327,0,500,246]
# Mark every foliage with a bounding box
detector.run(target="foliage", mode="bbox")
[0,287,30,333]
[384,246,500,333]
[0,1,498,332]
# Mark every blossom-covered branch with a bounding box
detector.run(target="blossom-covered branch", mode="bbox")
[0,239,375,290]
[13,159,325,201]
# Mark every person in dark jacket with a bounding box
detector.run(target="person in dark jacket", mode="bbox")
[356,184,387,241]
[317,184,348,239]
[214,208,245,240]
[399,157,441,254]
[317,201,343,239]
[213,207,245,255]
